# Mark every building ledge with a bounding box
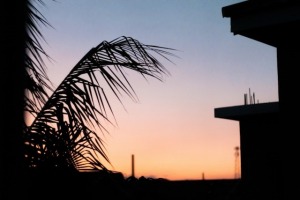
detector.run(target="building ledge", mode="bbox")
[214,101,279,121]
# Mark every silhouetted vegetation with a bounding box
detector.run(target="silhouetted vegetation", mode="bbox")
[2,1,263,200]
[25,0,176,172]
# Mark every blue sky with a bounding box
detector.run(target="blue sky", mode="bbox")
[34,0,278,180]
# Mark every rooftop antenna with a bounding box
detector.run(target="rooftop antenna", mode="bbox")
[249,88,252,104]
[244,88,258,105]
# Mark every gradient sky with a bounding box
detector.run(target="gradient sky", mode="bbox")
[34,0,279,180]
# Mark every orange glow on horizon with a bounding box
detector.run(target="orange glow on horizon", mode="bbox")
[28,0,278,181]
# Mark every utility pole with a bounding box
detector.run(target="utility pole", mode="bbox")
[234,146,240,179]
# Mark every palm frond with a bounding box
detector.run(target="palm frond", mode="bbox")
[25,36,177,171]
[25,0,54,117]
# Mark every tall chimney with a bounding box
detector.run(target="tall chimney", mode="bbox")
[131,154,135,178]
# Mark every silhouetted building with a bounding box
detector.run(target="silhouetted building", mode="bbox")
[215,102,280,198]
[215,0,300,199]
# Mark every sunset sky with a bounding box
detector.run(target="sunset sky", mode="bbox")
[34,0,279,180]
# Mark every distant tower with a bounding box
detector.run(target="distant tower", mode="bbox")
[131,154,135,178]
[234,146,241,179]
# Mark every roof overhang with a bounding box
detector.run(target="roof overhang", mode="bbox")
[222,0,300,48]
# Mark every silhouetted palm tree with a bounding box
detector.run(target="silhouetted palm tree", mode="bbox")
[24,0,176,172]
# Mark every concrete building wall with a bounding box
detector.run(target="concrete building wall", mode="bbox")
[239,114,281,197]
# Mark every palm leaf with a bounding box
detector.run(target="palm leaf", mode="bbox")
[25,36,177,171]
[25,0,54,118]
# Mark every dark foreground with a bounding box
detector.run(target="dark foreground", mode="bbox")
[122,177,242,200]
[13,170,247,200]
